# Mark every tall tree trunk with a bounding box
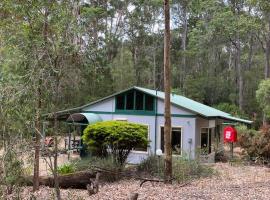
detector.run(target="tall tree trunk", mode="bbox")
[53,115,61,200]
[236,32,243,111]
[33,82,41,191]
[163,0,172,183]
[181,1,188,90]
[265,40,270,79]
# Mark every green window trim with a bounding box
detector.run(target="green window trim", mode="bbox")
[115,90,156,114]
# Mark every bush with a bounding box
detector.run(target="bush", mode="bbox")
[72,156,123,182]
[82,121,148,165]
[1,150,24,194]
[237,125,270,163]
[57,163,76,175]
[137,155,215,183]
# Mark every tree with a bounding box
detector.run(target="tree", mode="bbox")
[256,79,270,123]
[163,0,172,183]
[82,121,148,165]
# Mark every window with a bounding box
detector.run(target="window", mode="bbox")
[201,128,212,154]
[126,91,134,110]
[145,94,154,111]
[133,124,149,152]
[115,90,155,112]
[161,127,182,155]
[116,94,125,110]
[135,91,144,110]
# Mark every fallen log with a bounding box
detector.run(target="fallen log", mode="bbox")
[24,171,97,189]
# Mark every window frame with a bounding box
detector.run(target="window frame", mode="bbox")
[159,125,183,156]
[200,127,212,154]
[115,90,156,114]
[131,123,150,154]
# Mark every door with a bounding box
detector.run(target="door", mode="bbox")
[201,128,212,154]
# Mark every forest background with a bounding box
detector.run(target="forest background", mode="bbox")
[1,0,270,137]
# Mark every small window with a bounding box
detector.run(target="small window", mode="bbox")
[145,94,154,111]
[161,127,182,155]
[116,94,125,110]
[126,91,134,110]
[135,91,144,110]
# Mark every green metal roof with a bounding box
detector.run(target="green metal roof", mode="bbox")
[45,86,252,124]
[133,86,252,124]
[67,113,102,124]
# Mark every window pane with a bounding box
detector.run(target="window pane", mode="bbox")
[116,94,125,110]
[126,91,134,110]
[135,91,144,110]
[145,94,154,111]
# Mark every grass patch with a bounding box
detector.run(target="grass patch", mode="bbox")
[57,163,76,175]
[71,156,123,182]
[138,155,215,183]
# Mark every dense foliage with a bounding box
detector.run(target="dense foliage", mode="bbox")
[0,0,270,136]
[237,125,270,163]
[82,121,148,165]
[1,150,24,194]
[256,79,270,119]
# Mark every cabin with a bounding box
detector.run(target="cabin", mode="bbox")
[44,86,252,163]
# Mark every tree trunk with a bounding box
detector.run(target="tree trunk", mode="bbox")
[163,0,172,183]
[265,17,270,79]
[25,171,97,189]
[53,116,61,200]
[181,1,188,90]
[33,83,41,191]
[236,33,243,111]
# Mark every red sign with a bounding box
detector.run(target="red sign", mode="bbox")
[223,126,237,143]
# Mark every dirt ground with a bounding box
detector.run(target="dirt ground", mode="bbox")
[5,162,270,200]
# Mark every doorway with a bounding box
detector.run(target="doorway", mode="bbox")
[200,128,212,154]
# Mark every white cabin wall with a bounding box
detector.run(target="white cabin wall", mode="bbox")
[82,97,115,112]
[157,99,194,115]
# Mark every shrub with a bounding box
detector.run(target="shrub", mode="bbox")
[237,125,270,163]
[82,121,148,165]
[72,156,123,182]
[57,163,76,175]
[1,150,24,194]
[137,155,214,182]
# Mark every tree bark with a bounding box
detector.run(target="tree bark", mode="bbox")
[25,171,97,189]
[181,1,188,90]
[163,0,172,183]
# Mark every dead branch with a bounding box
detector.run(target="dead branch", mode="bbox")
[87,172,100,196]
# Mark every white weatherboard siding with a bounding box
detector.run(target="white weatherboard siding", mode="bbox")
[83,97,115,112]
[157,99,195,115]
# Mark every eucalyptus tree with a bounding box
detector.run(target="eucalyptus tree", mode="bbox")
[163,0,172,183]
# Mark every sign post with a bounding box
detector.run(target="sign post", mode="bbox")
[223,126,237,159]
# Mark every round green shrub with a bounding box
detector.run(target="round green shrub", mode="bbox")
[82,121,148,165]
